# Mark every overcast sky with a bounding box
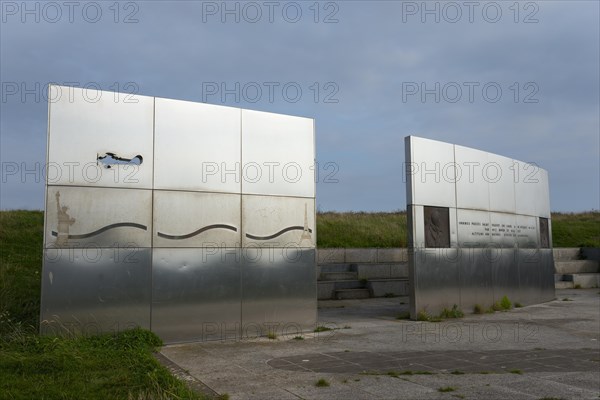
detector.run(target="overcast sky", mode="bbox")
[1,1,598,212]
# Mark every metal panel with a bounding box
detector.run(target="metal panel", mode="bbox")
[153,191,241,248]
[154,98,241,193]
[151,248,241,343]
[47,85,154,189]
[405,136,456,208]
[241,248,316,338]
[44,186,152,248]
[488,154,516,214]
[539,249,556,302]
[241,109,315,198]
[456,209,491,248]
[40,247,151,335]
[242,195,315,248]
[516,248,542,306]
[411,248,461,318]
[454,145,490,211]
[457,248,494,310]
[489,248,520,306]
[514,161,549,217]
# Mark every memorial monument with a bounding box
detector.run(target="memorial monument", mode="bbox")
[40,85,316,343]
[405,136,554,318]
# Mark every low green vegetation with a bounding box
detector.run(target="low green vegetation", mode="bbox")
[551,212,600,248]
[417,305,464,322]
[317,210,599,248]
[315,378,330,387]
[509,369,523,374]
[314,326,333,333]
[438,386,456,392]
[0,211,203,399]
[396,311,411,320]
[317,211,408,248]
[473,304,484,314]
[267,332,277,340]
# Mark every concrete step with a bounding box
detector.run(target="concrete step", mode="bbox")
[553,248,581,261]
[320,272,358,281]
[555,260,599,274]
[555,281,574,289]
[319,264,358,274]
[367,278,410,297]
[335,288,370,300]
[571,273,600,288]
[356,263,409,279]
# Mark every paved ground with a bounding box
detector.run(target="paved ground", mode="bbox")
[160,289,600,399]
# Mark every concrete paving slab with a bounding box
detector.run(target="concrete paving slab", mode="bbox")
[160,289,600,399]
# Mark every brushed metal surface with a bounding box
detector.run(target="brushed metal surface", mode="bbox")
[44,186,152,248]
[154,98,241,193]
[515,248,542,306]
[457,248,494,310]
[490,248,520,306]
[153,191,241,248]
[539,249,556,302]
[241,109,315,198]
[454,145,490,211]
[241,248,316,338]
[151,248,242,343]
[405,136,456,208]
[40,247,151,335]
[242,195,315,248]
[410,248,461,318]
[47,85,154,189]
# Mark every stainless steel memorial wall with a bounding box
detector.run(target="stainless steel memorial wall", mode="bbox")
[405,136,554,319]
[40,85,316,343]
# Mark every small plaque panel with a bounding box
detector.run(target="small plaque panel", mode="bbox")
[424,206,450,248]
[539,217,550,248]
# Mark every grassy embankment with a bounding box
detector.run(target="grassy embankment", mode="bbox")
[317,211,600,248]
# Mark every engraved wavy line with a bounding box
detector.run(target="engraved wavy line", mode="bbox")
[157,224,238,240]
[245,226,313,241]
[51,223,147,239]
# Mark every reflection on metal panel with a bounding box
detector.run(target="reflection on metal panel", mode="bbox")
[44,186,152,248]
[490,248,520,305]
[153,191,241,248]
[411,248,461,317]
[242,109,315,198]
[151,248,241,343]
[539,249,556,302]
[454,145,490,211]
[47,85,154,189]
[243,195,315,248]
[241,248,316,337]
[154,98,241,193]
[516,248,542,306]
[488,212,516,249]
[40,248,151,335]
[458,248,493,310]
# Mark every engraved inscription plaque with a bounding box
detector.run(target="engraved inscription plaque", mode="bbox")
[424,206,450,248]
